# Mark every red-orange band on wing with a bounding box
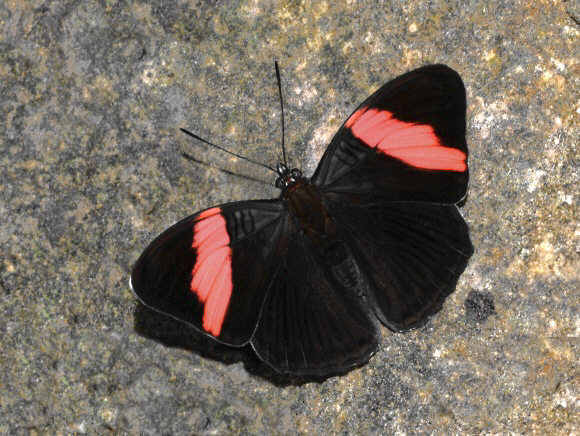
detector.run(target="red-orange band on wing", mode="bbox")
[191,207,233,337]
[345,108,466,172]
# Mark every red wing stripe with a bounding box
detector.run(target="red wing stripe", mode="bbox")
[194,230,229,268]
[345,108,467,172]
[344,107,366,128]
[191,207,233,337]
[192,248,227,289]
[204,258,232,336]
[197,207,222,220]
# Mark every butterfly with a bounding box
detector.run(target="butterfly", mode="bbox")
[130,64,473,376]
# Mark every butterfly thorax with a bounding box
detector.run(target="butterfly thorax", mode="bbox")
[276,163,332,236]
[281,177,332,235]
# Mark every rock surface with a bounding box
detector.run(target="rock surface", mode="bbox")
[1,0,578,434]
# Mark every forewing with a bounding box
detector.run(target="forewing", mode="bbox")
[131,200,290,346]
[335,201,473,331]
[250,229,381,375]
[311,64,468,205]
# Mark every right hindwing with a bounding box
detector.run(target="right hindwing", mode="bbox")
[332,200,473,332]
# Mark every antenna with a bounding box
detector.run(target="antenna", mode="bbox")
[180,152,271,185]
[179,128,277,174]
[274,61,287,167]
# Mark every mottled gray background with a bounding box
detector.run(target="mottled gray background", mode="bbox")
[1,0,578,434]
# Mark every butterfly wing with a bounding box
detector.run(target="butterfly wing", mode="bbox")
[131,200,291,346]
[334,201,473,331]
[132,64,472,375]
[311,64,468,205]
[310,64,473,332]
[250,226,381,375]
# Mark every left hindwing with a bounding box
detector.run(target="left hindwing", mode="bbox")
[131,200,290,347]
[311,64,468,205]
[250,227,381,375]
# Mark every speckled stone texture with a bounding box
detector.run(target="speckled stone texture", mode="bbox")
[1,0,578,434]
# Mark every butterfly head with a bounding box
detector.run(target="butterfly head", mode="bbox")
[275,163,303,190]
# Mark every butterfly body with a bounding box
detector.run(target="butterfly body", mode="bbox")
[131,64,473,375]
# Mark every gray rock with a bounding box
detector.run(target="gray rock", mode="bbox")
[1,0,578,434]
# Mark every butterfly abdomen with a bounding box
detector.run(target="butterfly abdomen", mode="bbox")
[324,239,365,297]
[282,179,367,297]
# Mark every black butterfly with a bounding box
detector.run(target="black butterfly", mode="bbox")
[130,64,473,375]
